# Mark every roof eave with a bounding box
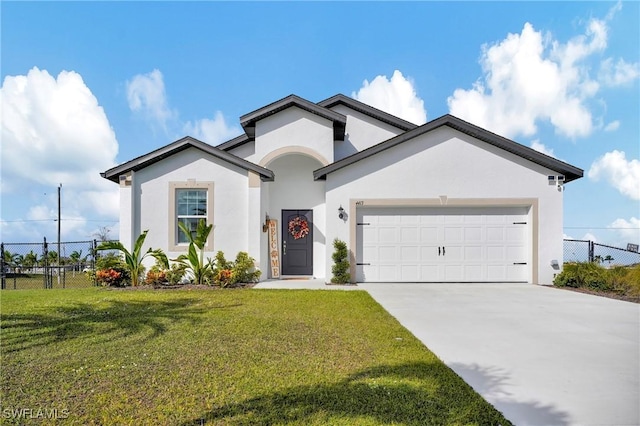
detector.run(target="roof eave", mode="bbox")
[240,94,347,141]
[314,114,584,182]
[102,136,274,183]
[318,94,418,131]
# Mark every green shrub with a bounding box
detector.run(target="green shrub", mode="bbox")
[554,262,640,298]
[623,265,640,296]
[331,239,351,284]
[166,263,187,285]
[93,253,131,287]
[212,251,261,287]
[233,251,261,284]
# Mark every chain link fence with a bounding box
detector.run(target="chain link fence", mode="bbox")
[564,239,640,267]
[1,239,103,290]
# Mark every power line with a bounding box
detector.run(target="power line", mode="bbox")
[565,227,640,230]
[0,219,117,223]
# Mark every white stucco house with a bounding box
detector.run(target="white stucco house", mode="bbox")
[102,94,583,284]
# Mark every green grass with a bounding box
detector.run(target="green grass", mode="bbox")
[0,288,511,425]
[2,273,94,290]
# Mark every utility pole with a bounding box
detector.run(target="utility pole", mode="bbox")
[57,183,61,287]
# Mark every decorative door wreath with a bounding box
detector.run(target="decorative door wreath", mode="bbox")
[288,216,310,240]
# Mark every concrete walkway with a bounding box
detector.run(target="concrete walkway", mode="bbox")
[254,281,639,426]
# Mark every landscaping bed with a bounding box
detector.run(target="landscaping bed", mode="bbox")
[553,262,640,304]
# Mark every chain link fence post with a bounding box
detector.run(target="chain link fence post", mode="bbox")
[1,243,5,290]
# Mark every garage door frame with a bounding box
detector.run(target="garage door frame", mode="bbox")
[348,197,538,283]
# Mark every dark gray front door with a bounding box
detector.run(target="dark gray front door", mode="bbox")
[282,210,313,275]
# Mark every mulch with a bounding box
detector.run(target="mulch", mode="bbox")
[106,283,256,291]
[552,286,640,304]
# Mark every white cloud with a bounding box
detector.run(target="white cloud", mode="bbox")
[603,120,620,132]
[588,150,640,200]
[183,111,242,146]
[447,3,632,140]
[352,70,427,125]
[126,69,175,131]
[610,217,640,244]
[599,58,640,87]
[530,140,556,158]
[0,67,119,241]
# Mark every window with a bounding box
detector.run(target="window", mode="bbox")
[169,181,214,251]
[176,189,207,244]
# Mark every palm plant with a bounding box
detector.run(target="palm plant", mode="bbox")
[23,251,39,271]
[96,230,168,286]
[173,219,213,285]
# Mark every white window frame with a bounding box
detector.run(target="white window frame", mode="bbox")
[168,181,214,252]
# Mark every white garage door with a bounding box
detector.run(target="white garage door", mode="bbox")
[356,207,530,283]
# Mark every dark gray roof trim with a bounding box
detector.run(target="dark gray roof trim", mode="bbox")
[101,136,274,183]
[313,114,584,182]
[317,94,418,131]
[216,133,250,151]
[239,94,347,141]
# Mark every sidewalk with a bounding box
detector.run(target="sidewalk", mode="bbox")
[253,279,361,290]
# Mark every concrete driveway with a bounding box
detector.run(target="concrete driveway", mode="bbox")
[359,283,639,426]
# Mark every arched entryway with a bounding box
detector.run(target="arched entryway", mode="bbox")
[262,153,326,278]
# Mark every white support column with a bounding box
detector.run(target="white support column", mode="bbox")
[247,172,263,275]
[118,171,134,251]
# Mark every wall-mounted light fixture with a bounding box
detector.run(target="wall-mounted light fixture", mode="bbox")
[262,213,270,232]
[338,205,345,220]
[549,175,566,192]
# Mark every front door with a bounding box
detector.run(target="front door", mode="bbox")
[282,210,313,275]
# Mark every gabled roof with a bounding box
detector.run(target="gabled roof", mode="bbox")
[101,136,274,183]
[317,94,418,131]
[239,94,347,141]
[216,133,250,151]
[313,114,584,182]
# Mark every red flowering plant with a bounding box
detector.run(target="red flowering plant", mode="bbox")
[96,268,125,287]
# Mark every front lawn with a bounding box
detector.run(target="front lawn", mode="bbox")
[0,288,510,425]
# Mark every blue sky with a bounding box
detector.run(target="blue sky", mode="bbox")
[1,1,638,248]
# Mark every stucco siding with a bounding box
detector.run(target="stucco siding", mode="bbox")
[131,147,250,267]
[325,127,564,284]
[253,107,334,165]
[329,104,407,160]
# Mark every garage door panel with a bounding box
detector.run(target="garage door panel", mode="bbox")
[378,246,397,262]
[420,227,438,241]
[487,265,507,281]
[464,264,483,281]
[421,246,439,261]
[401,265,419,281]
[358,206,530,283]
[379,228,397,243]
[401,227,419,242]
[465,246,483,261]
[444,265,463,281]
[465,227,483,242]
[487,227,505,242]
[444,227,463,242]
[487,246,506,261]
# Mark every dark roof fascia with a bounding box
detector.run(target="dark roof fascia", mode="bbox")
[313,114,584,182]
[101,136,274,183]
[239,94,347,141]
[317,94,418,131]
[216,133,250,151]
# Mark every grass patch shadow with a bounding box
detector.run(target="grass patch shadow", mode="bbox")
[1,298,220,353]
[184,362,513,425]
